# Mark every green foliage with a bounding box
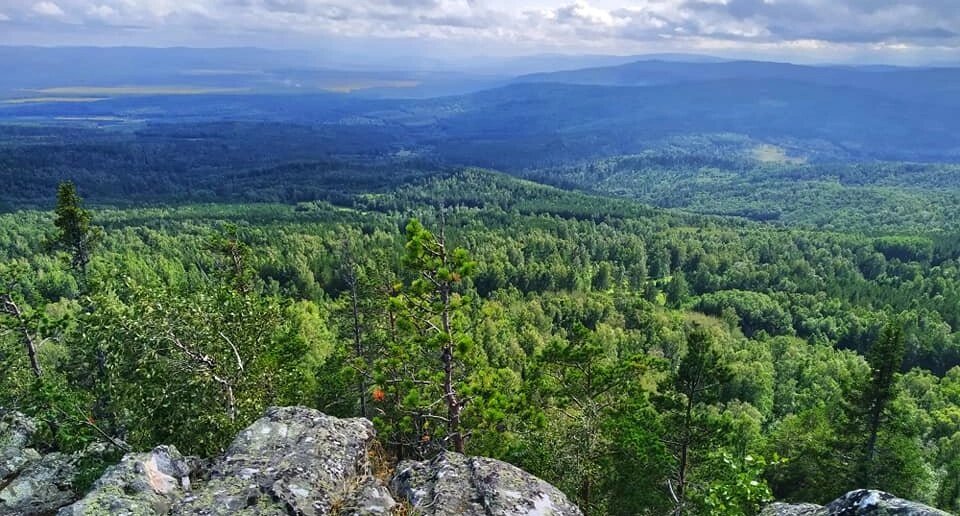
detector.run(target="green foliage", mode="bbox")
[52,181,100,275]
[1,169,959,514]
[702,453,780,516]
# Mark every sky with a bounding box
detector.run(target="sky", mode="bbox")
[0,0,958,64]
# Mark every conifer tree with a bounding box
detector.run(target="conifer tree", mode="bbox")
[52,181,100,275]
[859,321,906,485]
[375,218,476,455]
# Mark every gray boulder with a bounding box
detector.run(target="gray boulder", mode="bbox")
[20,407,584,516]
[0,411,40,481]
[1,452,78,515]
[761,489,951,515]
[390,451,582,516]
[760,502,828,516]
[173,406,394,516]
[1,411,83,515]
[58,445,194,516]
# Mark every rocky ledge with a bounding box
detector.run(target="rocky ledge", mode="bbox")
[761,489,951,515]
[1,406,582,515]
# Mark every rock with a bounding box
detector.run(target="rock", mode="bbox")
[58,445,194,516]
[336,477,398,515]
[760,489,951,515]
[823,490,951,515]
[0,411,40,481]
[19,407,582,516]
[173,406,394,516]
[0,452,78,515]
[391,451,582,516]
[760,502,827,516]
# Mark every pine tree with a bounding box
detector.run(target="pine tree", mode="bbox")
[376,218,477,455]
[661,325,731,515]
[859,321,906,486]
[52,181,100,275]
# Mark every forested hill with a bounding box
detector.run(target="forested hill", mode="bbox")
[2,168,960,513]
[3,122,960,235]
[3,52,960,514]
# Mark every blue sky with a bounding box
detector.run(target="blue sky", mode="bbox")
[1,0,958,64]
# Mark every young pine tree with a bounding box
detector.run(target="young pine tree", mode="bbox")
[375,218,477,456]
[660,325,732,515]
[52,181,100,276]
[858,321,906,486]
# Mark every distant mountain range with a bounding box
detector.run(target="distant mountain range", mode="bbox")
[3,46,960,165]
[514,59,960,103]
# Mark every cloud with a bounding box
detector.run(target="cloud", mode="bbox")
[0,0,957,61]
[674,0,960,45]
[31,1,65,17]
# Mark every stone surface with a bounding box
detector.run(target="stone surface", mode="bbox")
[11,406,588,516]
[336,477,398,516]
[761,490,951,515]
[0,411,40,481]
[760,502,827,516]
[0,452,78,515]
[173,406,393,516]
[58,445,194,516]
[823,490,951,515]
[391,451,583,516]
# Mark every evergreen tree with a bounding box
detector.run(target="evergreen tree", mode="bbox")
[665,272,689,308]
[375,218,477,455]
[660,325,732,515]
[52,182,100,276]
[859,322,906,485]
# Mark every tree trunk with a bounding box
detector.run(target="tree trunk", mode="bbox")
[862,400,884,485]
[440,281,464,453]
[674,396,694,516]
[1,295,42,378]
[351,276,367,418]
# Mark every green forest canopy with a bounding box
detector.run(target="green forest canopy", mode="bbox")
[2,168,960,514]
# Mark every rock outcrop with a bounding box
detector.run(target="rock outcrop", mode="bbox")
[173,406,390,515]
[29,406,580,515]
[59,445,194,516]
[391,452,582,516]
[5,407,955,516]
[761,489,951,515]
[0,411,88,515]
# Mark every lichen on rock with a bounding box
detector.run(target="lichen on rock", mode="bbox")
[58,445,194,516]
[173,406,394,516]
[760,489,951,515]
[390,451,583,516]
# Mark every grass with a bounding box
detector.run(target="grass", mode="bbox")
[751,144,806,164]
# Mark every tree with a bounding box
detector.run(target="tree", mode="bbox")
[0,291,43,378]
[665,272,689,308]
[376,218,477,455]
[52,182,100,276]
[659,325,732,515]
[207,224,254,294]
[530,322,662,515]
[858,321,906,485]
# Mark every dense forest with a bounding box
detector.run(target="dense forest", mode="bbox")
[2,160,960,514]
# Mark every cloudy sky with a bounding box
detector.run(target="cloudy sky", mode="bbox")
[0,0,958,64]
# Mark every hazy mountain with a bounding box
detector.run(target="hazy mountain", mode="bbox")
[514,59,960,103]
[0,47,737,100]
[0,46,508,99]
[4,50,959,165]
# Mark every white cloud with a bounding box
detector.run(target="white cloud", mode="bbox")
[32,1,65,17]
[0,0,956,61]
[85,4,117,20]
